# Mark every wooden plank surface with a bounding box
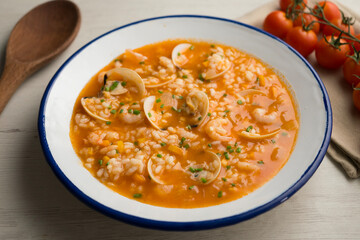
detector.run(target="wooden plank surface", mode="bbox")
[0,0,359,239]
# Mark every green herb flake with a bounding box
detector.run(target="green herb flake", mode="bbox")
[271,139,276,144]
[106,121,111,125]
[224,152,230,160]
[201,178,207,183]
[177,52,181,56]
[210,44,215,48]
[119,109,124,113]
[139,61,145,65]
[133,110,141,115]
[207,113,211,117]
[172,94,175,99]
[258,160,264,164]
[157,154,162,158]
[178,96,184,100]
[134,141,139,146]
[100,99,105,103]
[148,112,152,117]
[226,165,231,170]
[224,110,230,113]
[226,145,232,150]
[236,147,241,153]
[109,81,119,91]
[229,149,234,153]
[132,102,138,105]
[156,98,161,103]
[106,162,110,166]
[208,143,212,148]
[107,105,112,109]
[98,160,103,165]
[104,87,110,92]
[182,75,188,79]
[199,73,205,81]
[189,185,195,190]
[183,144,190,149]
[128,109,133,114]
[223,93,227,97]
[133,193,142,198]
[217,191,223,198]
[186,125,192,130]
[161,110,164,114]
[222,178,227,182]
[160,142,166,147]
[160,104,164,108]
[120,102,125,106]
[180,137,186,145]
[110,109,116,114]
[189,167,196,173]
[246,125,253,132]
[171,107,177,112]
[189,45,194,50]
[231,183,236,187]
[158,90,163,94]
[121,81,127,87]
[237,100,243,105]
[255,77,259,83]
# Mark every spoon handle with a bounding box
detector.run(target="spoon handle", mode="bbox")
[0,60,31,114]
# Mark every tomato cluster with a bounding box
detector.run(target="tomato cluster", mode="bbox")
[263,0,360,111]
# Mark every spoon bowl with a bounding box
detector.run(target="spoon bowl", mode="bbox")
[0,0,81,113]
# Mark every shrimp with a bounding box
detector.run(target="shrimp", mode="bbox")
[205,118,233,142]
[118,105,145,124]
[252,108,277,124]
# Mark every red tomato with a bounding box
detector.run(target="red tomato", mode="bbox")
[315,36,350,69]
[343,57,360,86]
[280,0,308,12]
[323,18,355,37]
[353,82,360,111]
[293,13,320,34]
[313,1,341,29]
[286,27,317,57]
[347,34,360,54]
[263,11,293,39]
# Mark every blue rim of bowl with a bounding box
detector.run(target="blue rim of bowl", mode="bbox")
[38,14,332,231]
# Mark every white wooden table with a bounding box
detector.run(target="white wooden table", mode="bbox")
[1,0,359,239]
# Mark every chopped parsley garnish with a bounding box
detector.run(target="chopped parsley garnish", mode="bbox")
[110,109,116,114]
[139,61,145,65]
[157,154,162,158]
[224,152,230,160]
[210,44,215,48]
[236,147,241,153]
[171,107,177,112]
[186,125,192,130]
[98,160,103,165]
[226,165,231,170]
[172,94,175,99]
[201,178,207,183]
[119,109,124,113]
[237,100,243,105]
[161,110,164,114]
[258,160,264,164]
[107,105,112,109]
[104,87,110,92]
[217,191,223,198]
[208,143,212,148]
[182,75,188,79]
[158,90,163,94]
[207,113,211,117]
[133,193,142,198]
[128,109,133,113]
[271,139,276,144]
[198,117,202,121]
[189,185,194,190]
[177,52,181,56]
[229,149,234,153]
[100,99,105,102]
[222,178,227,182]
[189,167,203,173]
[133,110,141,115]
[120,102,125,106]
[106,162,110,166]
[134,141,139,146]
[224,110,230,113]
[106,121,111,125]
[223,93,227,97]
[189,45,194,50]
[255,77,259,83]
[178,96,184,99]
[246,125,253,132]
[160,104,164,108]
[199,73,205,81]
[180,137,186,146]
[156,98,161,103]
[226,145,232,150]
[148,112,152,117]
[183,144,190,149]
[231,183,236,187]
[121,81,127,87]
[132,102,137,105]
[109,81,119,91]
[160,142,166,147]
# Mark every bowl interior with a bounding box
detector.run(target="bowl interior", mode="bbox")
[39,16,331,228]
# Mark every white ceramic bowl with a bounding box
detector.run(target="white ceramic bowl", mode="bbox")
[38,15,332,230]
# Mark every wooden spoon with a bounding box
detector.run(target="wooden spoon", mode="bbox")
[0,0,81,114]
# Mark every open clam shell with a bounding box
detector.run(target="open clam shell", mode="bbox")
[239,128,281,140]
[105,68,146,97]
[204,63,232,80]
[147,158,165,185]
[172,43,192,68]
[188,151,221,185]
[185,90,209,126]
[143,96,161,130]
[81,97,109,122]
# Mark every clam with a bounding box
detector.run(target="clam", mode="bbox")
[185,90,209,126]
[202,53,232,80]
[188,151,221,185]
[147,158,165,184]
[239,128,281,140]
[143,96,161,130]
[104,68,146,97]
[81,97,109,122]
[172,43,192,68]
